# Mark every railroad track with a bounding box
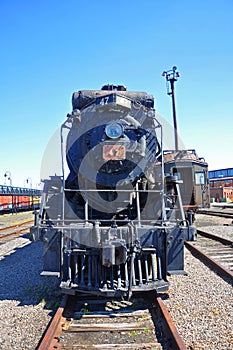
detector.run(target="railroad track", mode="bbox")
[197,208,233,219]
[37,292,186,350]
[0,219,34,244]
[185,229,233,282]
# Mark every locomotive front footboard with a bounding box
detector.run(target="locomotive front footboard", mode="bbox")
[31,221,191,297]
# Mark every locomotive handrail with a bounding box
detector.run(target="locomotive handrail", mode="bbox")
[39,218,177,225]
[63,188,163,193]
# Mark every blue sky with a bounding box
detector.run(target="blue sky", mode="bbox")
[0,0,233,187]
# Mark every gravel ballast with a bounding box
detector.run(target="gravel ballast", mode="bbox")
[164,248,233,349]
[0,234,60,349]
[163,214,233,349]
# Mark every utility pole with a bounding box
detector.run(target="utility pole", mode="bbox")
[162,66,180,151]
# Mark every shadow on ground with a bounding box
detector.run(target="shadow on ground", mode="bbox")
[0,235,61,311]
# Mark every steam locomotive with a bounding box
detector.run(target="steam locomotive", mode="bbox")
[30,84,196,298]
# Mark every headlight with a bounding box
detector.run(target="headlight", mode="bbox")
[105,122,123,139]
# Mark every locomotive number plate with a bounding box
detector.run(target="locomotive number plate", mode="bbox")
[103,145,126,160]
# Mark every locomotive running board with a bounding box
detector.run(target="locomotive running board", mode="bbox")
[167,270,187,276]
[40,271,60,277]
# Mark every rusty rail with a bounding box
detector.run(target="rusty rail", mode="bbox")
[185,241,233,282]
[197,209,233,219]
[36,293,187,350]
[0,219,34,232]
[37,295,68,350]
[156,295,187,350]
[0,220,34,243]
[197,229,233,246]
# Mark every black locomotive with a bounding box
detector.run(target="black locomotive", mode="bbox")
[31,84,196,298]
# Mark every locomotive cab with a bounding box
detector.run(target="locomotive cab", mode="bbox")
[164,149,210,220]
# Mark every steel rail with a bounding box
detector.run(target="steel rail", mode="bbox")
[0,219,34,232]
[0,220,34,243]
[0,228,30,242]
[197,209,233,219]
[156,296,187,350]
[185,241,233,281]
[37,295,68,350]
[197,229,233,246]
[36,293,187,350]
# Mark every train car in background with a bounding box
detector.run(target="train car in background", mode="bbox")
[30,196,40,210]
[164,149,210,221]
[0,196,12,211]
[0,195,40,213]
